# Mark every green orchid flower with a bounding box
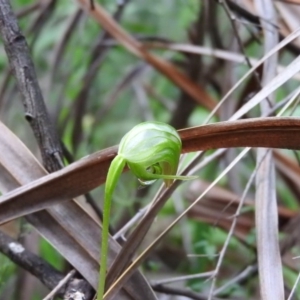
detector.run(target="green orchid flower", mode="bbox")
[97,121,195,300]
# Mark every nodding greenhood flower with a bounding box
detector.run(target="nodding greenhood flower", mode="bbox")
[118,121,183,187]
[97,121,195,300]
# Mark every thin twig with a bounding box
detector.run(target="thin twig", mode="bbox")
[152,284,226,300]
[152,271,215,286]
[113,204,150,239]
[287,268,300,300]
[42,269,76,300]
[207,152,261,299]
[219,0,272,109]
[214,265,258,296]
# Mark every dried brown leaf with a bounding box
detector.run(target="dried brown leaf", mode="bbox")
[1,117,300,224]
[0,122,157,300]
[180,117,300,152]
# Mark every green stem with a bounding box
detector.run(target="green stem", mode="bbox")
[97,155,126,300]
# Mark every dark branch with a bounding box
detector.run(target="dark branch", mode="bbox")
[0,0,63,172]
[0,2,95,298]
[0,230,94,299]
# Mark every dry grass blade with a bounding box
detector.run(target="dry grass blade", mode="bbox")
[231,54,300,121]
[0,121,157,300]
[146,42,300,81]
[1,117,300,224]
[255,151,284,300]
[76,0,216,111]
[205,26,300,123]
[253,1,284,298]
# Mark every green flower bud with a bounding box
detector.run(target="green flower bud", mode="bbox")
[118,121,182,186]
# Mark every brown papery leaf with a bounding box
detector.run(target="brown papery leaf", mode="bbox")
[0,122,157,300]
[0,117,300,224]
[180,117,300,152]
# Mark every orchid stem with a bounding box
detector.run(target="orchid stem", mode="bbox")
[97,155,126,300]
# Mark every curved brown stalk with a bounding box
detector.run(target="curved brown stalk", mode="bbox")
[0,117,299,224]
